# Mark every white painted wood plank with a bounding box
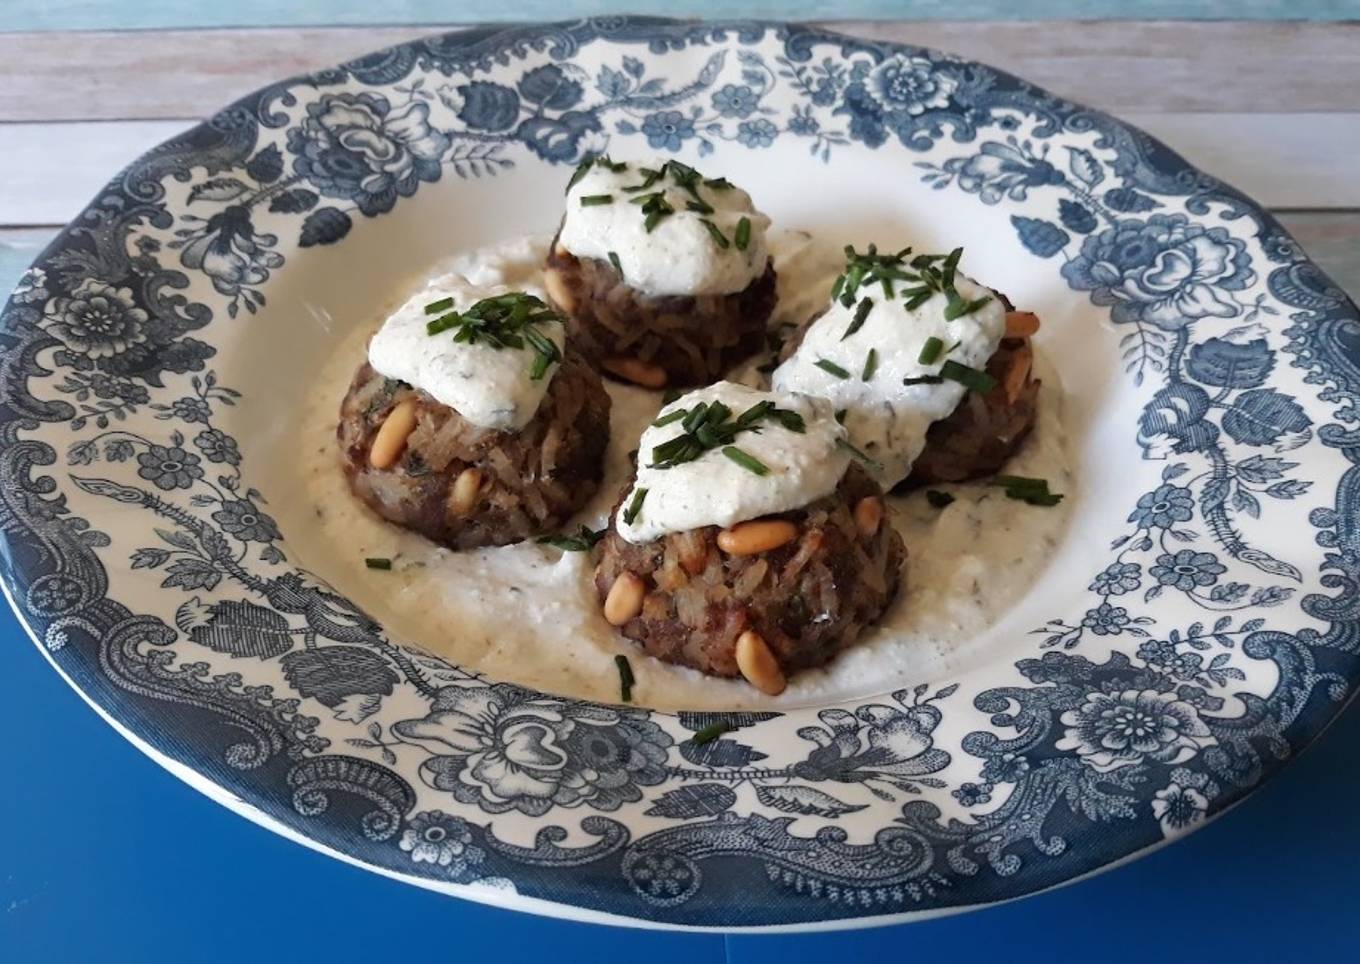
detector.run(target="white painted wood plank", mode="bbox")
[2,21,1359,121]
[2,114,1356,228]
[0,120,193,225]
[7,214,1359,303]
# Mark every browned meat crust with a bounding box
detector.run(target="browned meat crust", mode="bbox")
[337,352,610,549]
[593,463,904,679]
[544,234,777,387]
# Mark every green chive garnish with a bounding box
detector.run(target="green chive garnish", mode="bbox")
[608,251,624,276]
[700,219,730,249]
[580,194,613,206]
[423,297,454,316]
[918,336,944,365]
[661,388,683,405]
[623,487,648,525]
[652,408,686,428]
[722,446,769,476]
[903,290,934,311]
[940,359,996,394]
[687,199,715,215]
[903,375,944,386]
[537,526,605,552]
[690,721,734,744]
[565,157,593,192]
[926,490,955,509]
[829,275,846,302]
[843,297,873,340]
[734,216,751,251]
[703,177,733,190]
[945,294,992,320]
[836,437,882,472]
[615,654,635,703]
[861,348,878,382]
[990,475,1064,507]
[814,358,850,379]
[364,557,392,570]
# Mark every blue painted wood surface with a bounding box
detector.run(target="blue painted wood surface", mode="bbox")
[5,1,1358,31]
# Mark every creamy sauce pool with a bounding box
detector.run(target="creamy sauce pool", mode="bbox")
[295,233,1073,710]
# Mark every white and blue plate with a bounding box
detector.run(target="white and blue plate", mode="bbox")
[3,18,1358,930]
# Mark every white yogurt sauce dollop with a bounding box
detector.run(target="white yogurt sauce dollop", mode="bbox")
[367,276,565,432]
[557,157,771,297]
[773,273,1005,487]
[617,380,850,543]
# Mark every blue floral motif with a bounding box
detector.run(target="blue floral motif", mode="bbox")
[1128,483,1195,529]
[640,110,696,151]
[1090,562,1142,596]
[398,810,485,874]
[1150,550,1227,591]
[1061,214,1256,331]
[286,92,450,216]
[136,443,204,491]
[736,118,778,148]
[711,83,759,118]
[1080,602,1131,636]
[1056,689,1215,772]
[1,18,1357,928]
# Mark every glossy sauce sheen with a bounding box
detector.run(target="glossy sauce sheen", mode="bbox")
[617,381,849,544]
[296,234,1073,710]
[557,157,771,296]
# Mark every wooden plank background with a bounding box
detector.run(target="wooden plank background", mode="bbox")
[2,19,1357,300]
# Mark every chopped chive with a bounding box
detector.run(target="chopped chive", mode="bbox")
[423,297,454,315]
[537,525,605,552]
[722,446,769,476]
[565,157,593,192]
[652,408,687,428]
[829,274,846,302]
[580,193,614,206]
[622,487,648,525]
[615,653,635,703]
[940,359,997,394]
[836,437,882,472]
[608,251,624,275]
[945,294,992,320]
[918,336,944,365]
[991,475,1051,492]
[661,387,683,405]
[687,199,715,215]
[703,176,734,190]
[814,358,850,379]
[690,721,734,744]
[903,375,944,386]
[734,216,751,251]
[843,297,873,340]
[426,312,462,335]
[946,339,962,354]
[925,490,955,509]
[700,219,730,249]
[364,557,392,570]
[903,290,934,311]
[861,348,879,382]
[1009,490,1065,506]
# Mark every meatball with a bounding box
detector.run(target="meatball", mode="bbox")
[544,236,778,389]
[905,334,1039,486]
[593,463,904,692]
[337,351,610,549]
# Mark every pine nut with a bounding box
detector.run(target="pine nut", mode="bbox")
[369,398,417,469]
[717,519,799,556]
[1004,342,1034,405]
[603,572,645,626]
[451,467,484,514]
[735,630,786,695]
[601,357,667,389]
[854,496,883,538]
[1004,311,1041,339]
[543,266,576,315]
